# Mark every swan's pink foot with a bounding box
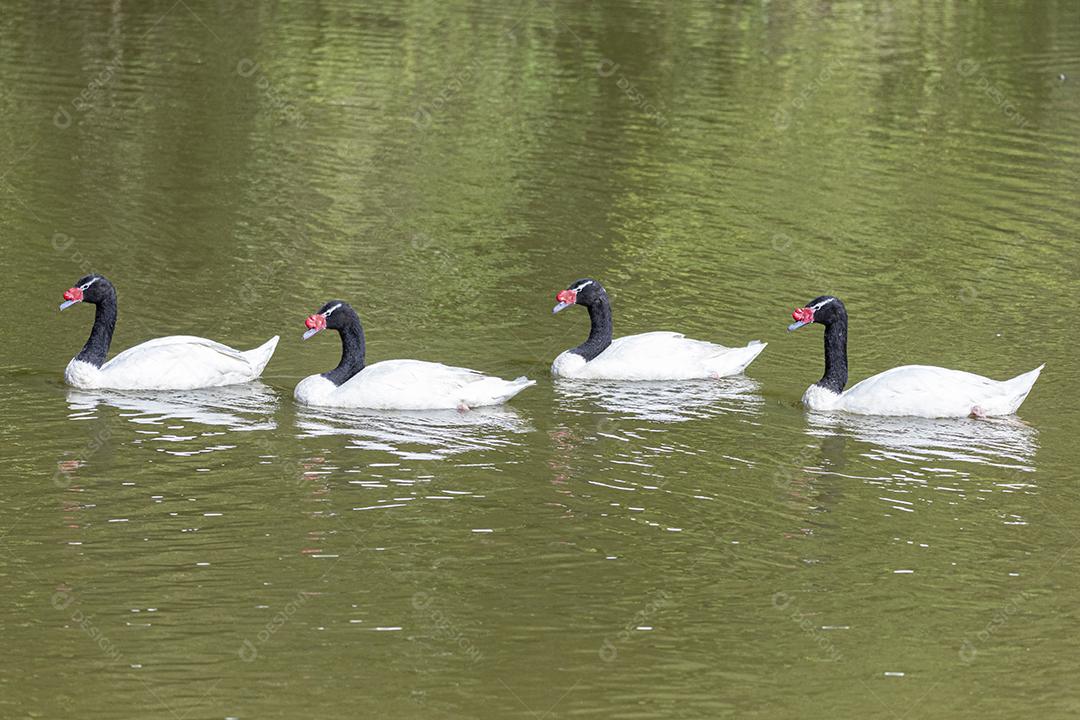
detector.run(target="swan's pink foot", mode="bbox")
[457,402,471,413]
[970,405,987,419]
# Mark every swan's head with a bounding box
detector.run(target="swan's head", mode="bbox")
[788,296,845,331]
[553,278,605,314]
[59,274,115,311]
[303,300,356,340]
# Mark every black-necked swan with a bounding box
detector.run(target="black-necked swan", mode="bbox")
[788,295,1044,417]
[294,300,535,410]
[550,278,766,380]
[59,274,278,390]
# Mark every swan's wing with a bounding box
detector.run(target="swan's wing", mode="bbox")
[348,359,486,390]
[111,335,249,362]
[842,365,998,416]
[604,332,731,360]
[100,336,258,389]
[848,366,995,395]
[336,360,524,409]
[579,332,757,380]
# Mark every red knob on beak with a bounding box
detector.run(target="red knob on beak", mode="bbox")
[305,314,326,331]
[792,307,814,324]
[63,287,83,302]
[556,290,577,305]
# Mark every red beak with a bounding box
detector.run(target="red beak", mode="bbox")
[59,287,84,311]
[788,306,815,331]
[303,313,327,339]
[553,289,578,314]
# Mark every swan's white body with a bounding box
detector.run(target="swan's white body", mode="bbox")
[802,364,1044,418]
[551,332,766,381]
[64,335,279,390]
[294,359,535,410]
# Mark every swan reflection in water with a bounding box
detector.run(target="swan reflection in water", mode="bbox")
[65,382,279,431]
[294,404,532,460]
[805,411,1038,474]
[554,375,764,422]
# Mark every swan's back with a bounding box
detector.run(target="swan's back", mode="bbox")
[565,332,765,380]
[838,364,1044,417]
[313,359,534,410]
[81,335,277,390]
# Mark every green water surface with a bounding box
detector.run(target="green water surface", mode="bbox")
[1,1,1079,718]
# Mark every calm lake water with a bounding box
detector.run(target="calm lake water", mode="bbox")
[2,1,1079,718]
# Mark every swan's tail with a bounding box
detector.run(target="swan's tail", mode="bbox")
[743,339,768,360]
[994,363,1044,415]
[463,376,535,407]
[243,336,280,377]
[708,340,767,377]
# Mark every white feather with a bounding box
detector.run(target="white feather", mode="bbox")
[803,364,1044,418]
[65,335,279,390]
[294,359,535,410]
[552,332,766,380]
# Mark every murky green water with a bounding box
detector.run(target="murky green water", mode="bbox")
[2,1,1079,717]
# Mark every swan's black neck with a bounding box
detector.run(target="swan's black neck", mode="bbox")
[324,316,366,386]
[818,315,848,393]
[572,293,613,362]
[76,298,117,368]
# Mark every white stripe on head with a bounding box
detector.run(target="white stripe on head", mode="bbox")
[322,303,343,317]
[80,277,99,291]
[810,297,835,311]
[571,280,594,293]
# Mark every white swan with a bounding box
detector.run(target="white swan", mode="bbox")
[788,295,1043,418]
[551,278,766,380]
[59,275,278,390]
[294,300,534,410]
